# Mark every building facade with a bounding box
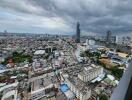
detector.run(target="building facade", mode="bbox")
[78,66,103,82]
[0,82,18,100]
[76,22,80,43]
[106,31,112,43]
[65,77,91,100]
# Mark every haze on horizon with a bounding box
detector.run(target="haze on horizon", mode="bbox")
[0,0,132,36]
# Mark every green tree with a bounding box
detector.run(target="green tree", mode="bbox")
[111,67,123,79]
[80,52,85,57]
[93,52,101,59]
[85,50,94,57]
[99,94,108,100]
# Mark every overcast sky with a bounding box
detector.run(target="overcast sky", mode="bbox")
[0,0,132,36]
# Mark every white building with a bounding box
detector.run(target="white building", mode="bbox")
[116,36,132,46]
[0,57,5,62]
[53,51,60,58]
[61,66,92,100]
[64,90,75,100]
[0,82,18,100]
[65,77,91,100]
[34,50,45,55]
[78,65,103,82]
[75,45,87,63]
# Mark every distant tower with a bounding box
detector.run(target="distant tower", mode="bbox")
[4,30,7,34]
[86,39,89,45]
[106,30,112,43]
[76,22,80,43]
[4,30,8,36]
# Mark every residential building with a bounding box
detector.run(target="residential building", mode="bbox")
[78,65,103,82]
[65,77,91,100]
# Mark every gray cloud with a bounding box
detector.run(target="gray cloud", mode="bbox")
[0,0,132,36]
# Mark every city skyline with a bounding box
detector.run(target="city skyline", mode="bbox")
[0,0,132,36]
[0,1,132,99]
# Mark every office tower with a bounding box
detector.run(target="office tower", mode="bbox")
[106,30,112,43]
[76,22,80,43]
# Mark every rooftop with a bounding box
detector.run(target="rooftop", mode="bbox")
[117,52,128,58]
[68,76,90,94]
[34,50,45,55]
[62,64,91,95]
[64,90,75,98]
[79,65,102,76]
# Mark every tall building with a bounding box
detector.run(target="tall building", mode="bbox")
[76,22,80,43]
[106,30,112,43]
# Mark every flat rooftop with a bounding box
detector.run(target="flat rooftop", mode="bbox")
[117,52,128,58]
[62,64,92,94]
[63,66,82,77]
[68,76,90,94]
[79,65,102,76]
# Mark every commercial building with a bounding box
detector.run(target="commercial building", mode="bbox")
[28,73,58,100]
[65,77,91,100]
[78,65,103,82]
[61,66,91,100]
[106,31,112,43]
[116,36,132,46]
[105,31,116,43]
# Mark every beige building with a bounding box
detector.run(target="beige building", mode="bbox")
[65,77,91,100]
[61,64,103,100]
[78,65,103,82]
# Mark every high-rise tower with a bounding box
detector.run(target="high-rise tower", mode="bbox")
[76,22,80,43]
[106,30,112,43]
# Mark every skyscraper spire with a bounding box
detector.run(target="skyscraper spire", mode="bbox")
[76,22,80,43]
[106,30,112,43]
